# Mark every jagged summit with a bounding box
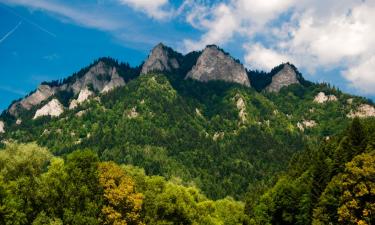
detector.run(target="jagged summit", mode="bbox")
[59,60,125,94]
[5,44,314,120]
[8,84,57,116]
[141,43,183,75]
[186,45,251,87]
[265,63,301,92]
[7,59,126,117]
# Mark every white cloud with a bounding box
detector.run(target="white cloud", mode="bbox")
[244,44,292,71]
[0,0,122,31]
[183,0,295,51]
[343,56,375,94]
[118,0,170,20]
[288,3,375,67]
[183,3,238,51]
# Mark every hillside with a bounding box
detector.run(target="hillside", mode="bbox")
[0,44,374,224]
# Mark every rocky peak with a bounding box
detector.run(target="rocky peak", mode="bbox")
[67,61,125,94]
[265,64,300,92]
[8,60,125,117]
[8,84,56,116]
[141,43,182,74]
[186,45,250,87]
[33,99,64,119]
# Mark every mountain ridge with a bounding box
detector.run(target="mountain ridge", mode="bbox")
[2,44,308,118]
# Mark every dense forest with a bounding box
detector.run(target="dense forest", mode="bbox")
[0,56,374,224]
[0,118,374,224]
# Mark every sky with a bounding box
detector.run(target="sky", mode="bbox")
[0,0,374,111]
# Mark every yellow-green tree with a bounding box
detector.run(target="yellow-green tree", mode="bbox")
[98,162,144,225]
[313,151,375,225]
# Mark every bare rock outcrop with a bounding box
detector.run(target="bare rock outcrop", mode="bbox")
[141,43,181,74]
[127,107,139,119]
[33,99,64,119]
[297,120,317,131]
[63,61,125,94]
[101,68,125,93]
[9,85,56,116]
[313,92,338,103]
[0,121,5,133]
[8,61,125,117]
[265,64,300,92]
[186,45,250,87]
[234,95,247,124]
[69,88,94,109]
[347,104,375,118]
[77,88,94,103]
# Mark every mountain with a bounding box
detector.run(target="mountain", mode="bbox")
[265,63,301,92]
[0,43,374,225]
[186,45,251,87]
[141,43,183,74]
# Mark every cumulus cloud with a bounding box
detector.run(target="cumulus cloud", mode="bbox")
[343,56,375,94]
[244,44,292,71]
[118,0,171,20]
[182,0,295,51]
[183,3,238,51]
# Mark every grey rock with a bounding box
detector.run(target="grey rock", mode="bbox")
[33,99,64,119]
[9,84,56,116]
[265,64,300,92]
[186,45,250,87]
[8,60,125,116]
[68,61,125,94]
[141,43,181,74]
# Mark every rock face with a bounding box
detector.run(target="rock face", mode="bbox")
[265,64,300,92]
[33,99,64,119]
[101,68,125,93]
[69,88,94,109]
[8,60,125,117]
[64,61,125,94]
[141,43,181,74]
[234,95,247,124]
[314,92,338,103]
[186,45,250,87]
[297,120,317,131]
[77,88,94,103]
[0,121,5,133]
[348,104,375,118]
[9,85,56,116]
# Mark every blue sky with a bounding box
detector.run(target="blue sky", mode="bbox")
[0,0,374,111]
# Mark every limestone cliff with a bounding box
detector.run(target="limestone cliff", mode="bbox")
[8,60,125,117]
[186,45,250,87]
[265,64,300,92]
[9,85,56,116]
[33,99,64,119]
[141,43,182,74]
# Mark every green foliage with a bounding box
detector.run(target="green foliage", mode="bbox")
[248,118,375,225]
[313,151,375,225]
[0,143,248,224]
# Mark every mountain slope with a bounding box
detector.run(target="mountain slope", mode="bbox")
[0,44,374,201]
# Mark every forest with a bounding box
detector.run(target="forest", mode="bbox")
[0,118,374,224]
[0,59,374,224]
